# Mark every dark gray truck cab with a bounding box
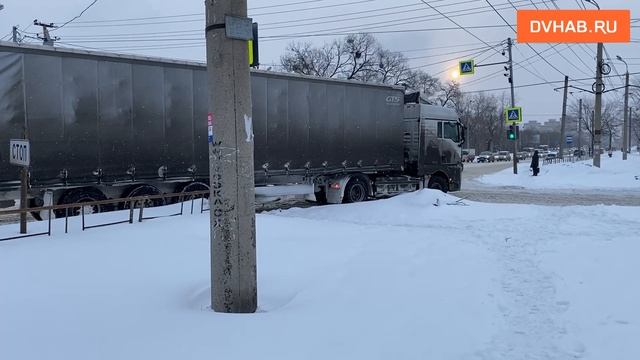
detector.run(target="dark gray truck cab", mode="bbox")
[403,102,464,192]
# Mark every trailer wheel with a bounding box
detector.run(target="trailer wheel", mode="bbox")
[428,175,449,193]
[55,187,110,217]
[121,185,165,209]
[343,177,368,203]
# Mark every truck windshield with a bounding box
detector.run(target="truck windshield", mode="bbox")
[442,122,460,143]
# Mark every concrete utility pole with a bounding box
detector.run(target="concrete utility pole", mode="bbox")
[593,42,603,167]
[578,98,583,159]
[507,38,518,174]
[205,0,257,313]
[591,110,595,157]
[33,20,56,46]
[586,0,603,167]
[616,56,629,160]
[630,107,635,153]
[559,75,569,159]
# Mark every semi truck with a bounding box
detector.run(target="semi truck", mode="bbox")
[0,42,464,216]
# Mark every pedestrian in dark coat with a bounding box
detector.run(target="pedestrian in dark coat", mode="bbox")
[530,150,540,176]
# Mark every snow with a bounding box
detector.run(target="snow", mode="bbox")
[478,152,640,190]
[1,191,640,359]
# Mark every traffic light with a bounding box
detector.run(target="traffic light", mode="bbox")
[248,23,259,68]
[507,125,519,141]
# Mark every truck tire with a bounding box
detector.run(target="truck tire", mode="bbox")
[55,187,110,217]
[343,177,368,203]
[428,175,449,193]
[121,184,165,209]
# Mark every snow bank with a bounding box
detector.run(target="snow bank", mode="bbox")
[478,152,640,190]
[1,191,639,360]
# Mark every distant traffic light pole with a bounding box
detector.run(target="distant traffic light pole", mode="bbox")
[460,38,517,174]
[205,0,257,313]
[507,38,518,175]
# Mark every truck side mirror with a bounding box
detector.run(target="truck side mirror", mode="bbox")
[457,122,466,147]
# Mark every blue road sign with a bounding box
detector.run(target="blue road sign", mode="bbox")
[566,135,573,144]
[459,59,475,75]
[504,106,523,124]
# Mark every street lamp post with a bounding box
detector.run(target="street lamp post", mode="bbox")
[616,55,630,160]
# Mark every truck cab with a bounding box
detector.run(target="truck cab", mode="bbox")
[403,102,465,192]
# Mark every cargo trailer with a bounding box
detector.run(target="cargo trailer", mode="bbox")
[0,42,464,215]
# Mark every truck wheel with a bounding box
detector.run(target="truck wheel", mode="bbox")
[428,176,449,193]
[121,185,165,209]
[55,187,110,217]
[343,177,368,203]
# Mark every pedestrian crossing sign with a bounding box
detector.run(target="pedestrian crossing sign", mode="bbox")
[504,106,523,124]
[459,59,475,76]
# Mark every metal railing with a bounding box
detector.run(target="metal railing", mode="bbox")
[542,155,593,165]
[0,190,210,242]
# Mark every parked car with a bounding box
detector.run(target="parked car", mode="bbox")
[497,151,512,161]
[476,151,495,163]
[573,149,586,157]
[545,152,557,160]
[462,150,475,163]
[517,152,528,160]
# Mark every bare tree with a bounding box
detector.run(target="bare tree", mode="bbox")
[404,70,441,100]
[435,80,461,108]
[280,33,462,109]
[342,33,378,81]
[281,34,396,82]
[457,92,502,151]
[280,41,347,78]
[375,49,413,86]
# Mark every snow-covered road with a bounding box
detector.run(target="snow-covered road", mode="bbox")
[459,154,640,206]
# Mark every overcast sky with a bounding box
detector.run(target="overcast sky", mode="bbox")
[1,0,638,124]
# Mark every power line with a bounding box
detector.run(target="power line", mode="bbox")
[52,0,99,31]
[406,44,498,61]
[264,0,547,40]
[417,0,556,86]
[463,72,640,94]
[63,0,374,27]
[65,13,202,24]
[491,0,566,77]
[250,0,325,11]
[261,25,516,41]
[397,40,504,53]
[54,0,543,44]
[56,25,516,44]
[259,3,425,27]
[261,0,540,31]
[417,0,498,50]
[410,45,500,70]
